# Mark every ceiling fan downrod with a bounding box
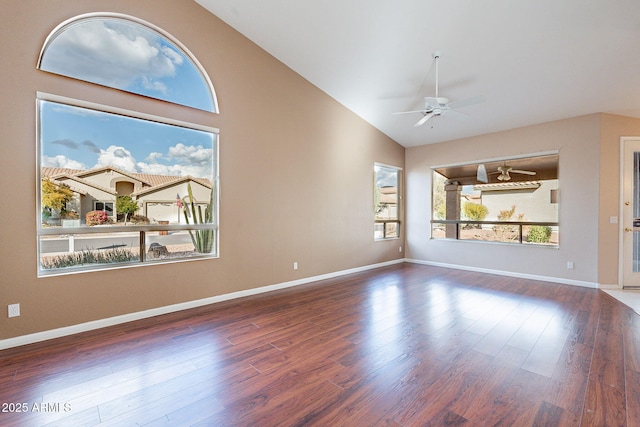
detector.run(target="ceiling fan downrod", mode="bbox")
[433,50,440,99]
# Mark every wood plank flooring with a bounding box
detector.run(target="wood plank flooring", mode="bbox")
[1,263,639,426]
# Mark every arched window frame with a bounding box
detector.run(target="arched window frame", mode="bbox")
[36,13,220,277]
[37,12,219,113]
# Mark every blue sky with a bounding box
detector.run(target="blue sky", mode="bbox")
[40,16,214,112]
[38,16,217,179]
[40,101,215,179]
[375,164,399,188]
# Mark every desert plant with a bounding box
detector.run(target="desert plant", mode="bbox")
[41,248,138,269]
[86,210,109,226]
[492,205,525,242]
[527,225,552,243]
[181,183,215,253]
[463,202,488,228]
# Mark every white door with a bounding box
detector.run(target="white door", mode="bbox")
[621,137,640,288]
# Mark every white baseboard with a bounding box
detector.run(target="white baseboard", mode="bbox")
[405,258,600,289]
[0,259,404,351]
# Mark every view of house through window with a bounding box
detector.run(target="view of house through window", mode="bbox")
[37,14,219,276]
[38,98,219,275]
[374,163,401,239]
[431,154,559,245]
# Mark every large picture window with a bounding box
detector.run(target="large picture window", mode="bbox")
[37,14,219,276]
[38,96,219,275]
[431,153,559,246]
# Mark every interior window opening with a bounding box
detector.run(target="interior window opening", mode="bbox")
[431,154,559,246]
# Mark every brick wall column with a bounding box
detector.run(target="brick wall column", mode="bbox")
[445,181,461,239]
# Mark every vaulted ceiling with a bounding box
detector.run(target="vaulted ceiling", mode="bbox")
[196,0,640,148]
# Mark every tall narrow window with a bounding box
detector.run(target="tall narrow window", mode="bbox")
[37,14,219,276]
[374,163,401,240]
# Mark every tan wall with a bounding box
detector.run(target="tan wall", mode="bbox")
[406,114,601,284]
[0,1,404,340]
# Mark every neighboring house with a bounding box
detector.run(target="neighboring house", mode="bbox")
[42,166,212,224]
[375,186,398,219]
[473,180,559,222]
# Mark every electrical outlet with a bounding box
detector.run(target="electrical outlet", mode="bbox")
[293,262,298,270]
[399,246,402,252]
[8,303,20,318]
[567,261,574,270]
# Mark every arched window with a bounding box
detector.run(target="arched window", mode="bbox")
[38,13,218,112]
[37,14,219,276]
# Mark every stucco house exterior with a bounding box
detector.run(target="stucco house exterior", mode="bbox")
[472,179,559,222]
[42,166,212,224]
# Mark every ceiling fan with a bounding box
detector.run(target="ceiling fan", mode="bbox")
[393,51,484,127]
[477,163,537,182]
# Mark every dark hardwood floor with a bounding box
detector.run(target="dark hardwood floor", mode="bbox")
[2,263,639,426]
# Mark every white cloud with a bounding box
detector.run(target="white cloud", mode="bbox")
[135,162,173,176]
[137,143,213,178]
[91,143,212,178]
[168,143,213,166]
[145,152,164,162]
[42,19,184,92]
[141,76,168,94]
[95,145,138,173]
[136,162,211,178]
[42,155,86,170]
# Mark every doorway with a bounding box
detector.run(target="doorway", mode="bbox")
[620,137,640,288]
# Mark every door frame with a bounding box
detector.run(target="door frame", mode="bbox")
[619,137,640,288]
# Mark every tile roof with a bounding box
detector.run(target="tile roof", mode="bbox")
[41,167,210,190]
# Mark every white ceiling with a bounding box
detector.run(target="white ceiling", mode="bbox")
[195,0,640,148]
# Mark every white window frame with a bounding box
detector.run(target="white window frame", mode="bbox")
[374,163,402,240]
[37,12,219,113]
[37,93,220,276]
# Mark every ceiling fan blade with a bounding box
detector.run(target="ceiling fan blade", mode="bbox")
[414,112,435,127]
[477,164,488,183]
[510,169,536,175]
[445,109,469,119]
[448,95,486,110]
[392,109,430,115]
